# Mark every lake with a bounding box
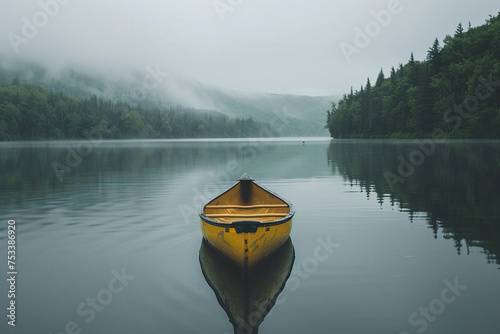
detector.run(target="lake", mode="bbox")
[0,138,499,334]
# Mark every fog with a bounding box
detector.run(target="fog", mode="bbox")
[0,0,498,96]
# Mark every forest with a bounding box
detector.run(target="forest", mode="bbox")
[0,80,276,140]
[326,13,500,139]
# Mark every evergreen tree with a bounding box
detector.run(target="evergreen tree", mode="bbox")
[375,68,385,87]
[427,38,442,75]
[455,22,464,37]
[390,67,397,88]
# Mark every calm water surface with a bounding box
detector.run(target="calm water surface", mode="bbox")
[0,138,499,334]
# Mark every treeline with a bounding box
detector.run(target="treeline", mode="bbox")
[326,13,500,139]
[0,81,276,140]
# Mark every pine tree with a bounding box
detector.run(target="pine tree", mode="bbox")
[365,78,372,92]
[390,67,397,88]
[455,23,464,37]
[427,38,442,74]
[375,68,385,87]
[408,53,419,86]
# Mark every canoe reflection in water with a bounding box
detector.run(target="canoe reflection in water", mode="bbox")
[199,238,295,334]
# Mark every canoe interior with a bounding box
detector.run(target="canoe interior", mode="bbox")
[203,181,291,223]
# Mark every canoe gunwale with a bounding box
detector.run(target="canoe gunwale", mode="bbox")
[200,213,294,229]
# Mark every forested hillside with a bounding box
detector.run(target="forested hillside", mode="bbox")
[0,58,332,137]
[326,13,500,139]
[0,81,276,140]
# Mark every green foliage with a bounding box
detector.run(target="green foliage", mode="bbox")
[0,82,278,140]
[0,58,331,137]
[326,12,500,139]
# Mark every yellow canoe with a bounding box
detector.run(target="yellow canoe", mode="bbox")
[199,174,294,271]
[199,237,295,333]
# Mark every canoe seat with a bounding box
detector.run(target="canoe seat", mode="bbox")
[204,213,289,218]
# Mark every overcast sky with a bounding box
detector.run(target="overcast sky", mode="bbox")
[1,0,499,96]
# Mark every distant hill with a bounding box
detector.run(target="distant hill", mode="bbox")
[0,81,284,141]
[0,57,336,136]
